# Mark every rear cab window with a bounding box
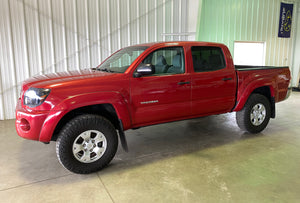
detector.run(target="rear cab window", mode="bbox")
[191,46,226,72]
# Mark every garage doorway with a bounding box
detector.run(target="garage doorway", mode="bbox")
[234,41,266,66]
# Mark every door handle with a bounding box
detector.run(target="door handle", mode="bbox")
[222,77,232,81]
[178,81,190,85]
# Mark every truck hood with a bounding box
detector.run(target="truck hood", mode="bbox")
[23,69,117,89]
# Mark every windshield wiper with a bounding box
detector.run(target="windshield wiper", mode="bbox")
[97,68,115,73]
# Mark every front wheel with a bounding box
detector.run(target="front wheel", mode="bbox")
[56,114,118,174]
[236,94,271,134]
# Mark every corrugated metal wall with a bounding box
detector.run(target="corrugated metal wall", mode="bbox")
[0,0,192,120]
[196,0,298,68]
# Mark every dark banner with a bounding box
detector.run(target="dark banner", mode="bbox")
[278,2,293,38]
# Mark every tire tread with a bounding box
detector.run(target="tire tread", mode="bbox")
[56,114,118,174]
[236,94,271,134]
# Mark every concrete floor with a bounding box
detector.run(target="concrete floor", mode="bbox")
[0,92,300,203]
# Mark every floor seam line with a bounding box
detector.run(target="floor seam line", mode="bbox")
[97,173,115,203]
[0,174,73,192]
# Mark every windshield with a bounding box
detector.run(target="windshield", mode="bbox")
[97,46,149,73]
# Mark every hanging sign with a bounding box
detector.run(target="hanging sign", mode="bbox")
[278,2,293,38]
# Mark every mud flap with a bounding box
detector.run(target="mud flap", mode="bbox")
[271,97,275,118]
[118,119,128,152]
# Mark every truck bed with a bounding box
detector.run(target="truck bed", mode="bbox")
[234,66,290,112]
[235,65,289,71]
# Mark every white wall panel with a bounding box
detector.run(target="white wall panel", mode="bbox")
[52,0,68,72]
[0,0,193,120]
[39,0,56,74]
[67,0,81,70]
[0,0,19,120]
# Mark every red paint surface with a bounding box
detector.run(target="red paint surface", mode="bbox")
[15,42,291,142]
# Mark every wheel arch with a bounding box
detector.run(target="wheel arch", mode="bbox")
[234,85,275,118]
[38,91,132,143]
[51,104,119,141]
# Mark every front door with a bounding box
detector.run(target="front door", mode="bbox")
[130,47,191,126]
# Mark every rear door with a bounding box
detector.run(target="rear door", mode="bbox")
[191,46,236,115]
[130,46,191,126]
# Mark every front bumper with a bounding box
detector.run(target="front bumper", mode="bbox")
[15,99,49,141]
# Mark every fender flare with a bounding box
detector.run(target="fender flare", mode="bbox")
[39,91,131,142]
[233,81,275,112]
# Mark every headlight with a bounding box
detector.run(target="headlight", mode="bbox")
[23,87,51,107]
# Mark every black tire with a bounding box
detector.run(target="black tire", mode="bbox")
[236,94,271,134]
[56,114,118,174]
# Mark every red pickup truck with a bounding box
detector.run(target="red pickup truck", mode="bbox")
[15,41,291,174]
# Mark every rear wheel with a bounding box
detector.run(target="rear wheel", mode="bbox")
[56,114,118,174]
[236,94,271,133]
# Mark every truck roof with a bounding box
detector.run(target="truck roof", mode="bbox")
[131,41,226,48]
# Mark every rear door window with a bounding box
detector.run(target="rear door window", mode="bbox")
[191,46,226,72]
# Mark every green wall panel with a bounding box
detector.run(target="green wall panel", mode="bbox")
[196,0,297,67]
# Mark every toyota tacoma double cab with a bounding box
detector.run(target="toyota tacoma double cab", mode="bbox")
[16,41,291,174]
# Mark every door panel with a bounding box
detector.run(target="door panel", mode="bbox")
[191,69,236,115]
[130,46,191,126]
[131,75,191,125]
[191,46,236,115]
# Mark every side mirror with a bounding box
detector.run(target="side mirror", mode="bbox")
[133,64,155,78]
